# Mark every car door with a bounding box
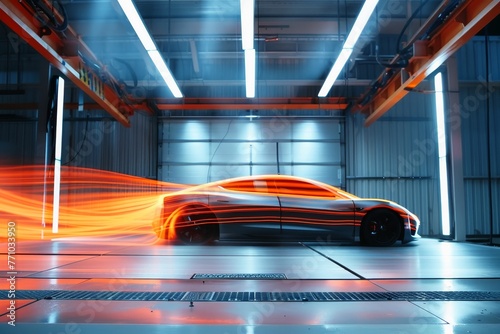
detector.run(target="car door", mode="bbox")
[273,179,356,241]
[208,179,281,239]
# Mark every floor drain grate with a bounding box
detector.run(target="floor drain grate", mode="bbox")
[191,273,287,279]
[2,290,500,302]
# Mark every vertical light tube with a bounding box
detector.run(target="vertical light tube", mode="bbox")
[240,0,255,98]
[240,0,255,50]
[245,49,256,98]
[435,72,450,236]
[52,77,65,234]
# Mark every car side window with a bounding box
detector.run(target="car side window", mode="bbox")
[272,180,336,198]
[253,180,268,193]
[222,180,269,193]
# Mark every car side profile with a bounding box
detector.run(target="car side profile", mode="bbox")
[152,175,420,246]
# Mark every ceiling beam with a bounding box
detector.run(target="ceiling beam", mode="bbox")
[0,0,155,126]
[356,0,500,126]
[154,97,347,110]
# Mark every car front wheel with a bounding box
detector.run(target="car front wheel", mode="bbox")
[360,209,402,246]
[172,206,218,244]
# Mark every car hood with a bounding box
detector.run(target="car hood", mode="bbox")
[352,198,414,214]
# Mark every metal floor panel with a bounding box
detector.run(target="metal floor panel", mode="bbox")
[70,278,386,292]
[0,255,95,277]
[371,278,500,292]
[0,299,447,325]
[109,241,318,256]
[310,239,500,279]
[1,237,500,333]
[27,254,357,279]
[2,323,500,334]
[9,237,140,255]
[3,289,500,302]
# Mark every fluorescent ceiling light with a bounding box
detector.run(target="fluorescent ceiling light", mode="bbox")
[240,0,255,50]
[148,50,183,98]
[117,0,155,51]
[117,0,182,98]
[318,0,378,97]
[240,0,255,98]
[245,49,256,98]
[318,48,352,97]
[343,0,379,49]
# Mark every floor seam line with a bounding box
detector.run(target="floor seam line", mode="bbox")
[300,242,366,280]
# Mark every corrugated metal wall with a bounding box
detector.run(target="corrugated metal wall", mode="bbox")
[0,110,37,165]
[457,36,500,236]
[158,117,345,186]
[0,109,157,179]
[345,36,500,239]
[63,110,157,179]
[346,92,439,236]
[1,64,157,179]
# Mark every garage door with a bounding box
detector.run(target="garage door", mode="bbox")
[158,118,345,187]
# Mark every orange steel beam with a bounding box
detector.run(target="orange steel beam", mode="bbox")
[358,0,500,126]
[0,0,135,127]
[0,96,348,112]
[155,98,348,110]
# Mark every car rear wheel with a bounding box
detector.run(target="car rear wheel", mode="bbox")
[173,206,218,244]
[360,209,402,246]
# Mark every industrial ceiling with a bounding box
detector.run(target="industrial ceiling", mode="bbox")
[0,0,499,126]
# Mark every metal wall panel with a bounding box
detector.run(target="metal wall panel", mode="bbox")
[460,84,500,236]
[159,118,344,186]
[457,35,500,237]
[457,36,500,81]
[0,110,37,165]
[63,111,157,178]
[346,92,439,237]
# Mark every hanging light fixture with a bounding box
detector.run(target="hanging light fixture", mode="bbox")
[240,0,256,98]
[319,0,379,97]
[117,0,183,98]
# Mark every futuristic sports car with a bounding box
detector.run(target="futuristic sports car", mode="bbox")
[153,175,420,246]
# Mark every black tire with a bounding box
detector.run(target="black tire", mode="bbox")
[360,209,402,246]
[174,206,218,244]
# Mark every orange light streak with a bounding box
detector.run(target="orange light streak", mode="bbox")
[0,165,186,242]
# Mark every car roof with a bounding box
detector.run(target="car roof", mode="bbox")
[213,174,359,199]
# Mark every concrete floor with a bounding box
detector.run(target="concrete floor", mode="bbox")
[1,237,500,333]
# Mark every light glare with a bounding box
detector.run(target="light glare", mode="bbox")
[118,0,182,98]
[318,48,352,97]
[53,77,65,233]
[318,0,378,97]
[343,0,379,49]
[240,0,255,50]
[148,50,183,98]
[117,0,156,51]
[435,72,450,236]
[245,49,256,98]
